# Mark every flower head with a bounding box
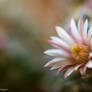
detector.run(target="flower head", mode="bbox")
[44,18,92,78]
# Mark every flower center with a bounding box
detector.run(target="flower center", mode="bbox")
[72,45,90,64]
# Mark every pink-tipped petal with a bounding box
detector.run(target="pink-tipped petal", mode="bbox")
[44,49,72,59]
[44,49,67,56]
[50,36,71,48]
[56,26,74,45]
[44,58,63,67]
[64,64,81,78]
[68,27,79,44]
[44,62,51,67]
[48,40,71,53]
[50,60,75,71]
[71,18,81,39]
[78,18,86,44]
[57,65,72,74]
[80,65,87,76]
[64,67,74,78]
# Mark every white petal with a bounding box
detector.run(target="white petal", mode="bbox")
[51,60,74,70]
[71,19,81,39]
[78,18,83,32]
[80,65,87,75]
[50,63,69,70]
[44,49,68,56]
[50,36,71,48]
[56,26,74,45]
[50,65,61,70]
[88,26,92,40]
[83,19,88,39]
[64,67,74,78]
[44,58,64,67]
[64,65,81,78]
[86,60,92,68]
[49,60,71,70]
[89,52,92,57]
[74,64,81,70]
[48,58,64,63]
[50,66,58,70]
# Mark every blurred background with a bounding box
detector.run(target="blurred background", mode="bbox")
[0,0,92,92]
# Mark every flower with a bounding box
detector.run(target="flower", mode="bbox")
[44,18,92,78]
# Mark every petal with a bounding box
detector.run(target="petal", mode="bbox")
[88,26,92,40]
[80,65,87,75]
[50,65,61,70]
[64,67,74,78]
[78,18,83,33]
[44,49,70,57]
[83,19,88,39]
[50,66,58,70]
[71,18,81,39]
[56,26,74,45]
[55,60,74,67]
[57,65,72,74]
[86,60,92,68]
[51,60,74,70]
[64,64,81,78]
[50,36,71,48]
[74,64,82,70]
[89,52,92,57]
[48,40,71,53]
[44,58,64,67]
[68,27,79,43]
[78,18,86,44]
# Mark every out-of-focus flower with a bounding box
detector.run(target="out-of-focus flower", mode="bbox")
[44,18,92,78]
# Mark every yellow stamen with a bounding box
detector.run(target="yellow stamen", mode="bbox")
[72,45,90,64]
[72,46,80,53]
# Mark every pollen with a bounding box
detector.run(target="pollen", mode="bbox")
[72,45,90,64]
[72,46,80,53]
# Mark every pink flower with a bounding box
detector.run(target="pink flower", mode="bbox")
[44,18,92,78]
